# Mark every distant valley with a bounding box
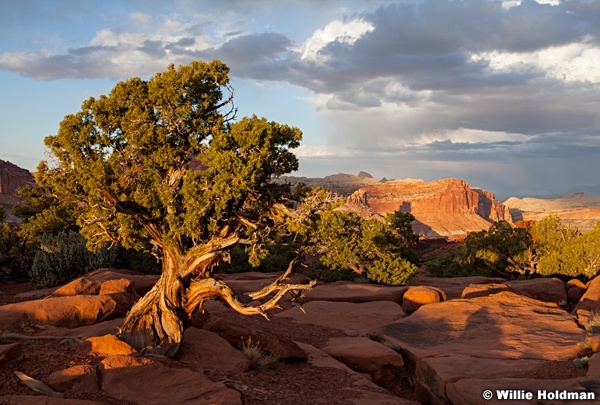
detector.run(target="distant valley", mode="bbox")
[2,159,600,236]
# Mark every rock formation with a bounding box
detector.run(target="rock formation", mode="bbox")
[277,172,380,196]
[504,193,600,232]
[344,178,513,237]
[0,160,34,223]
[0,160,33,196]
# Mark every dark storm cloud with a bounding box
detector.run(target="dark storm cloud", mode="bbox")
[196,32,295,82]
[202,32,291,66]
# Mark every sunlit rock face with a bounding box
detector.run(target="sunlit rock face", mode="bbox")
[342,178,513,237]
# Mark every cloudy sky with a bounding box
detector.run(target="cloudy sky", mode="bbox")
[1,0,600,199]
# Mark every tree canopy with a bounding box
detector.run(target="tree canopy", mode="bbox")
[38,60,313,356]
[39,60,300,256]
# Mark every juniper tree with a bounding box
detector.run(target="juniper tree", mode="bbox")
[38,60,314,357]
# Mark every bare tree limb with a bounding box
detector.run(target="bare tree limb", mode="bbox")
[185,277,316,320]
[246,254,303,300]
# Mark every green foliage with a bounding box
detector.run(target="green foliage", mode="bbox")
[573,356,590,369]
[306,261,357,283]
[532,216,600,278]
[0,221,17,257]
[29,230,117,288]
[426,216,600,280]
[37,60,302,272]
[426,220,533,278]
[14,183,80,248]
[311,211,418,285]
[114,248,161,275]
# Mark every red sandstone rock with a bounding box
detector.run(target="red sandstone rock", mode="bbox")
[275,300,406,334]
[409,276,507,299]
[0,160,33,196]
[79,334,137,356]
[52,269,159,298]
[588,335,600,353]
[506,278,567,305]
[38,318,123,340]
[296,342,418,405]
[303,282,407,304]
[342,178,512,237]
[98,278,139,317]
[461,283,528,299]
[178,327,249,375]
[0,295,116,329]
[99,355,241,404]
[377,292,586,404]
[202,316,307,360]
[47,364,99,395]
[417,355,545,403]
[322,337,404,383]
[402,286,446,315]
[566,279,587,304]
[573,275,600,325]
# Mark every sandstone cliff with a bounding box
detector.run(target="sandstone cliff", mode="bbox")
[504,193,600,232]
[0,160,34,223]
[343,178,513,237]
[0,160,33,196]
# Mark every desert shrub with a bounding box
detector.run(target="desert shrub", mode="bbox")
[585,312,600,334]
[425,250,475,277]
[306,261,357,283]
[533,218,600,278]
[573,356,590,369]
[29,230,117,287]
[242,338,281,370]
[312,211,418,285]
[425,220,533,278]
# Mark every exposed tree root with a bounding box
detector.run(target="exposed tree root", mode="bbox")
[118,254,316,358]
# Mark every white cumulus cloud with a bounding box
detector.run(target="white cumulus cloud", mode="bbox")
[300,18,374,61]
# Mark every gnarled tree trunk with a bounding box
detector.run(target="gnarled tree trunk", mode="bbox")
[118,247,314,358]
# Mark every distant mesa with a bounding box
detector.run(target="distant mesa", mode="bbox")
[280,173,512,238]
[342,177,512,238]
[503,193,600,232]
[278,172,380,197]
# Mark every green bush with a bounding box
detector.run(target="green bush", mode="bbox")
[312,211,418,285]
[29,230,118,288]
[533,218,600,278]
[425,221,533,278]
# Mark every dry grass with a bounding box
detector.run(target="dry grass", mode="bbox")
[586,312,600,333]
[241,338,282,370]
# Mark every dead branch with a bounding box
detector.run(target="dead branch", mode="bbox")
[246,254,303,300]
[14,371,64,398]
[185,277,316,320]
[3,333,83,345]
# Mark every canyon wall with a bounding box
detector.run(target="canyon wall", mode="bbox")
[0,160,34,223]
[344,178,513,237]
[0,159,33,196]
